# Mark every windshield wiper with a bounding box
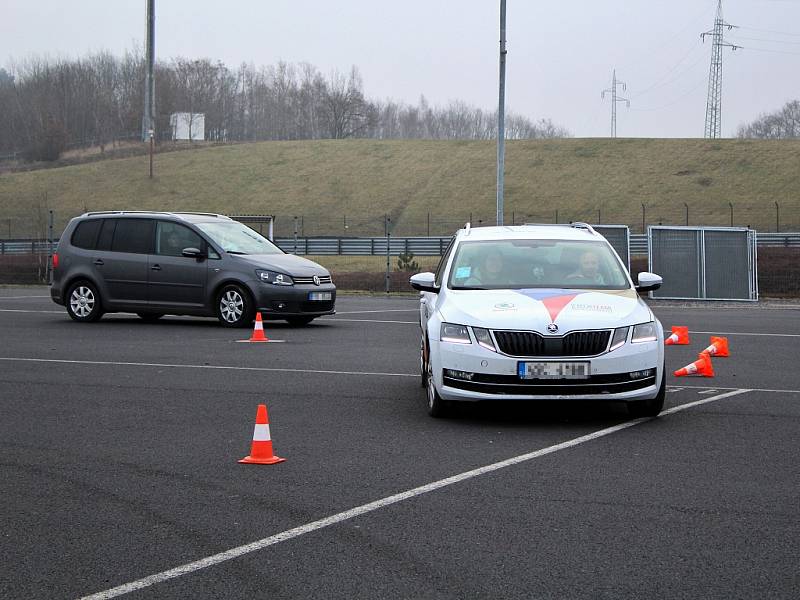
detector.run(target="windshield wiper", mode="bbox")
[451,285,489,290]
[226,250,248,255]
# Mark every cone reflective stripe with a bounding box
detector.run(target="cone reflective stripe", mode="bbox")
[665,326,690,346]
[249,312,269,342]
[674,352,714,378]
[239,404,285,465]
[702,336,729,357]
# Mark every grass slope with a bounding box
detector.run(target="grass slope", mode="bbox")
[1,138,798,237]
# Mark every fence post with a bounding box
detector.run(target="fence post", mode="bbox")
[293,216,298,254]
[385,215,391,294]
[370,237,374,255]
[47,210,54,284]
[338,237,342,254]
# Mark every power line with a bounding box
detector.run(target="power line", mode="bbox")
[737,25,800,38]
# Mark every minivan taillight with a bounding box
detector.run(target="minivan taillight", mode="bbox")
[52,253,59,269]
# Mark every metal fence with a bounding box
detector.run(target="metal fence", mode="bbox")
[648,226,758,301]
[4,232,800,257]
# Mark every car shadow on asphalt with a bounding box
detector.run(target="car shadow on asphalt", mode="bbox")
[439,399,632,428]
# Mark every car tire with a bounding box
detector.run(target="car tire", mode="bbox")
[137,312,164,321]
[420,335,428,388]
[425,347,450,418]
[286,316,315,326]
[627,363,666,418]
[66,280,103,323]
[216,284,255,328]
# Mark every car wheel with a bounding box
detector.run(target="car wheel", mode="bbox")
[216,284,255,328]
[66,280,103,323]
[419,335,428,388]
[137,312,164,321]
[425,352,450,418]
[627,363,666,418]
[286,316,315,326]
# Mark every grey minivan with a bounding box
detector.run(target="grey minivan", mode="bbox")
[51,211,335,327]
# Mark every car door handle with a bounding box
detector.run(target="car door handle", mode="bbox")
[93,259,104,266]
[151,264,162,271]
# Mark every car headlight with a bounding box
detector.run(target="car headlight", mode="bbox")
[631,321,658,343]
[609,326,629,352]
[256,269,294,286]
[441,323,471,344]
[472,327,497,352]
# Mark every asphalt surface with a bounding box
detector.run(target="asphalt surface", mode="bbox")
[1,286,798,599]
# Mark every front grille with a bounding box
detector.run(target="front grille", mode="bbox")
[293,275,332,285]
[443,371,656,396]
[493,330,611,357]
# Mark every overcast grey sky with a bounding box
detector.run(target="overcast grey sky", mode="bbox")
[2,1,799,138]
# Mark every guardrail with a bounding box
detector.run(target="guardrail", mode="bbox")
[2,232,799,256]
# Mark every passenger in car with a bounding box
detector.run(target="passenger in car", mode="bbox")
[566,249,606,285]
[471,249,507,286]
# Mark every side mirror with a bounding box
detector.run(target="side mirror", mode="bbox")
[181,247,205,260]
[636,271,662,293]
[410,272,439,293]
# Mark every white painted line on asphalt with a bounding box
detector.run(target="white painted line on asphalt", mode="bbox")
[0,308,63,314]
[668,383,800,395]
[326,318,416,324]
[660,389,750,416]
[79,388,750,600]
[691,330,800,338]
[698,389,719,395]
[0,357,417,378]
[334,309,419,314]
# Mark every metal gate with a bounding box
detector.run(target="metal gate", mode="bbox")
[648,226,758,301]
[593,225,630,270]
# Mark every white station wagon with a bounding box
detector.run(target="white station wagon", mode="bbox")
[411,223,665,418]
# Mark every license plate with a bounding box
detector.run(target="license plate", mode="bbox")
[518,361,590,380]
[308,291,332,301]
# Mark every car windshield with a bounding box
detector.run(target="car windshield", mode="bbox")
[448,239,630,290]
[195,222,282,255]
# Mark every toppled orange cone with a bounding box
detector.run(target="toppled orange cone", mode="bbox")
[702,336,729,357]
[665,326,690,346]
[674,352,714,377]
[239,404,286,465]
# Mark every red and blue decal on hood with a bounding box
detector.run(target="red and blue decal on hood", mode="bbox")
[514,289,584,322]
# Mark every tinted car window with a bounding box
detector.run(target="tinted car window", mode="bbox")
[96,219,116,251]
[156,221,204,257]
[111,219,154,254]
[71,220,102,249]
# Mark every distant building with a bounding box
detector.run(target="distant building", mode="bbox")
[170,112,205,141]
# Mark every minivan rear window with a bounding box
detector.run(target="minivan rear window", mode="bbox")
[71,220,102,249]
[111,219,154,254]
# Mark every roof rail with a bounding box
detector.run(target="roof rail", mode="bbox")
[570,221,597,235]
[81,210,229,220]
[83,210,162,217]
[522,222,599,235]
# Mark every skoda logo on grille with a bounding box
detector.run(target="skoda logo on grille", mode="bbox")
[546,323,559,334]
[312,275,321,286]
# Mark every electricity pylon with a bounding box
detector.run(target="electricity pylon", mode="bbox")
[601,69,630,138]
[702,0,739,138]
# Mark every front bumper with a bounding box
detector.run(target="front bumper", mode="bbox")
[248,282,337,319]
[432,338,662,402]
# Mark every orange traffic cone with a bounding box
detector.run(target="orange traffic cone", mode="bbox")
[664,326,690,346]
[249,312,269,342]
[702,336,729,357]
[239,404,286,465]
[674,352,714,377]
